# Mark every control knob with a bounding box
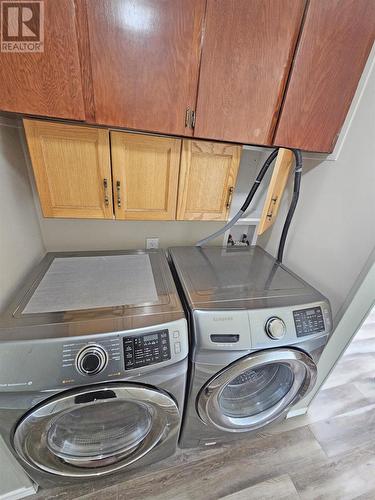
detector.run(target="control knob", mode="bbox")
[76,344,108,376]
[265,317,286,340]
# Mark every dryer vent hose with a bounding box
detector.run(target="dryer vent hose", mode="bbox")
[195,148,303,264]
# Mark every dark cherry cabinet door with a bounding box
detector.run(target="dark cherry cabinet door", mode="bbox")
[274,0,375,153]
[86,0,205,135]
[0,0,85,120]
[193,0,306,146]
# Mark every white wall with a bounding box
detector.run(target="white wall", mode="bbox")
[296,248,375,411]
[259,50,375,319]
[0,118,45,313]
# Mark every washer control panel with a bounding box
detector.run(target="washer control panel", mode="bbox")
[123,329,171,370]
[293,306,325,337]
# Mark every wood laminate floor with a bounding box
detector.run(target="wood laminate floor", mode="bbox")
[36,312,375,500]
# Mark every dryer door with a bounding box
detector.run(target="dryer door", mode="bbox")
[197,348,317,433]
[13,383,180,477]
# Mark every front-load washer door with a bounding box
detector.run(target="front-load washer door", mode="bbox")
[197,348,317,433]
[13,383,180,477]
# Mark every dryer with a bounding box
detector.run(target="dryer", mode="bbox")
[0,250,188,487]
[169,246,332,448]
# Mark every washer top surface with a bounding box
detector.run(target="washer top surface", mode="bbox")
[169,246,326,310]
[23,253,158,314]
[0,250,184,342]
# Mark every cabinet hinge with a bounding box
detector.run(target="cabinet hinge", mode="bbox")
[185,108,196,129]
[191,110,196,128]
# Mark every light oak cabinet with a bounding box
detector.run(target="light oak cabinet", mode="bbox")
[177,140,241,221]
[24,120,113,219]
[110,132,181,220]
[24,120,241,221]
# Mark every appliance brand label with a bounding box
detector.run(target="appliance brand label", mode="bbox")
[0,381,32,387]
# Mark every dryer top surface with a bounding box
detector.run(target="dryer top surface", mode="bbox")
[169,246,326,310]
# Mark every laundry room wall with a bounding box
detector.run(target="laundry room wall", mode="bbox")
[259,46,375,321]
[0,117,45,313]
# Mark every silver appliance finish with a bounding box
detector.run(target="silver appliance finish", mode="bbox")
[0,250,188,486]
[169,246,332,448]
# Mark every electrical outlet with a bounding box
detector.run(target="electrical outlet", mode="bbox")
[146,238,159,250]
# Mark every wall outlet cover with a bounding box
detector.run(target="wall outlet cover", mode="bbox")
[146,238,159,249]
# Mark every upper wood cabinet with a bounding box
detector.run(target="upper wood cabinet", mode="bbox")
[274,0,375,153]
[24,120,113,219]
[193,0,306,145]
[0,1,85,120]
[85,0,205,136]
[3,1,374,154]
[177,140,241,221]
[110,132,181,220]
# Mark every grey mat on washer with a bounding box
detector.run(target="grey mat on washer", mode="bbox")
[23,254,158,314]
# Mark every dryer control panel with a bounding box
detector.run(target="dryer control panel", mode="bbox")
[293,306,325,337]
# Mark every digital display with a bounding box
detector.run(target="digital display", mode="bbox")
[144,333,158,342]
[306,309,315,316]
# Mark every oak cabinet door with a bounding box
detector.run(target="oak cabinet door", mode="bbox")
[274,0,375,153]
[0,1,85,120]
[24,120,113,219]
[86,0,205,135]
[177,140,241,221]
[111,132,181,220]
[194,0,305,145]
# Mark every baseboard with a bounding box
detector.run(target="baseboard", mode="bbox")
[286,407,308,418]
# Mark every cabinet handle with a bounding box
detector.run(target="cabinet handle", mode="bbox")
[116,180,121,208]
[226,187,234,209]
[103,178,109,207]
[266,196,278,221]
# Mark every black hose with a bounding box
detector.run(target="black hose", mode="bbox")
[239,148,279,212]
[195,148,280,247]
[195,147,303,256]
[277,149,302,263]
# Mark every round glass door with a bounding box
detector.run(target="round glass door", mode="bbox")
[197,349,317,433]
[13,383,180,477]
[47,399,153,467]
[219,363,295,418]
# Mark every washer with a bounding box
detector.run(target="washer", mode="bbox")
[169,246,332,448]
[0,250,188,487]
